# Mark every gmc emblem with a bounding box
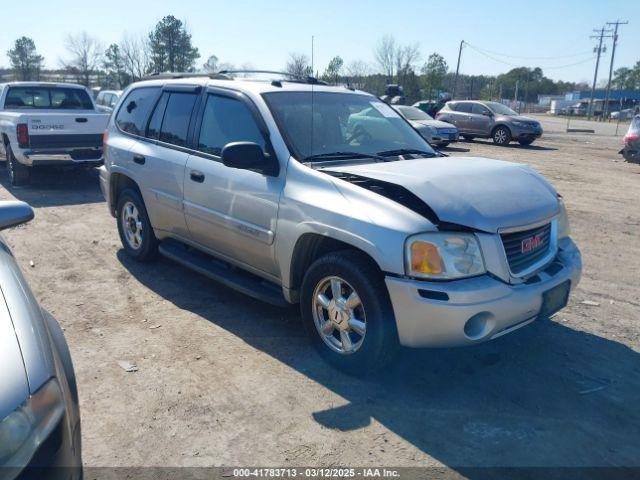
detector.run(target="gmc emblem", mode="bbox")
[521,232,545,254]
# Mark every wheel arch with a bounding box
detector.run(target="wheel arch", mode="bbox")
[491,123,512,137]
[288,232,383,303]
[109,172,142,215]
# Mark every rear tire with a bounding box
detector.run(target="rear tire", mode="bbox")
[6,144,30,186]
[300,251,398,375]
[492,126,512,146]
[116,188,158,262]
[462,135,474,141]
[439,142,450,148]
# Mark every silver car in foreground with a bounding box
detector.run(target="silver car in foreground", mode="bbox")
[0,202,81,479]
[100,74,581,372]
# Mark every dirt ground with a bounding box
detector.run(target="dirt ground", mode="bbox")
[1,115,639,474]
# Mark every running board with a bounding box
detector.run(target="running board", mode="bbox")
[158,239,288,307]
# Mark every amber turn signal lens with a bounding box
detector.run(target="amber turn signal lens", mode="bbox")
[410,241,443,274]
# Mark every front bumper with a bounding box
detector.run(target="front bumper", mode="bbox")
[385,238,581,348]
[511,125,543,140]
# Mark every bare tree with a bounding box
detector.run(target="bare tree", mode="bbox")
[374,35,396,81]
[62,32,103,86]
[285,53,311,78]
[395,43,420,85]
[203,55,219,73]
[120,33,151,82]
[345,60,371,89]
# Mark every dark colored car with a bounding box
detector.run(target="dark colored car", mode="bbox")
[436,100,543,146]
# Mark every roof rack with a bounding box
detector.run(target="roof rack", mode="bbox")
[143,72,232,81]
[218,69,327,85]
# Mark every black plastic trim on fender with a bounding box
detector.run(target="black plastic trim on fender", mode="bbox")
[323,171,440,225]
[158,239,288,307]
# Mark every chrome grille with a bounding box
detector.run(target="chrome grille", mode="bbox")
[501,223,552,274]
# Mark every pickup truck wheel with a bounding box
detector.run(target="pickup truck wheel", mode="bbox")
[116,188,158,261]
[492,126,512,146]
[300,251,398,374]
[6,145,30,186]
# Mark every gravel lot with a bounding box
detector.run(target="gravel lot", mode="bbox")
[1,115,639,474]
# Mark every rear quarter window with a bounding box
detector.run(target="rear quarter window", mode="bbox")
[115,87,161,136]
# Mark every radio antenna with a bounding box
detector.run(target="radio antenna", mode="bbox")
[310,35,315,159]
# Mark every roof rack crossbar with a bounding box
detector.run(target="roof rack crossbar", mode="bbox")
[143,72,232,81]
[218,69,326,85]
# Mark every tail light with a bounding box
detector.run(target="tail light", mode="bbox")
[16,123,29,148]
[624,135,639,146]
[435,112,441,118]
[103,130,108,146]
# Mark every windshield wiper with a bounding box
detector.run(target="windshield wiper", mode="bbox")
[377,148,437,158]
[304,151,386,162]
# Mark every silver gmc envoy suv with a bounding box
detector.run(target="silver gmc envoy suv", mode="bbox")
[99,73,581,372]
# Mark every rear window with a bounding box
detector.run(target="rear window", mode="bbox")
[115,87,160,136]
[4,87,93,110]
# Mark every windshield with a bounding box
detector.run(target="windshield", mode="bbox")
[263,92,437,161]
[485,102,518,116]
[4,86,94,110]
[396,106,433,121]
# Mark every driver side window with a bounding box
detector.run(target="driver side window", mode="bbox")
[197,94,266,157]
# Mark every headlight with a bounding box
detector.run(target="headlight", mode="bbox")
[557,198,571,239]
[0,379,64,468]
[512,121,528,127]
[406,232,486,280]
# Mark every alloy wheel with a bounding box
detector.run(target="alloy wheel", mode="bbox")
[121,201,143,250]
[312,276,367,354]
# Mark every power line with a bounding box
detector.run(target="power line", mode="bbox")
[465,42,593,60]
[464,42,596,70]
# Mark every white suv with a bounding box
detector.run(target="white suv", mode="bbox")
[99,73,581,372]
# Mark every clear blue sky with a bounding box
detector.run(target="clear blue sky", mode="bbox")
[1,0,638,83]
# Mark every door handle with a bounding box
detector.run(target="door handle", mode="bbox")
[133,155,145,165]
[190,170,205,183]
[75,117,88,123]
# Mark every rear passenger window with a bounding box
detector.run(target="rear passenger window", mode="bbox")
[147,93,170,140]
[197,94,265,156]
[156,93,198,147]
[116,87,160,136]
[455,103,472,113]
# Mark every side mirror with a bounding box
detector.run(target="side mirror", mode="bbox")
[221,142,279,176]
[0,201,34,230]
[482,111,493,117]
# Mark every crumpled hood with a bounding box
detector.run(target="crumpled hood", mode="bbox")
[325,156,560,232]
[0,296,29,420]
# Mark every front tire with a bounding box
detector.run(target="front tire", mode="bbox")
[439,142,450,148]
[492,126,512,146]
[518,138,535,146]
[6,144,30,186]
[300,251,398,374]
[462,135,475,141]
[116,188,158,261]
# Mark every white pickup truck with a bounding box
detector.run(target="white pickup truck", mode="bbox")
[0,82,110,185]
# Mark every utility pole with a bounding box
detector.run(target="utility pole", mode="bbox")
[452,40,464,99]
[603,20,628,120]
[588,26,612,120]
[514,80,519,112]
